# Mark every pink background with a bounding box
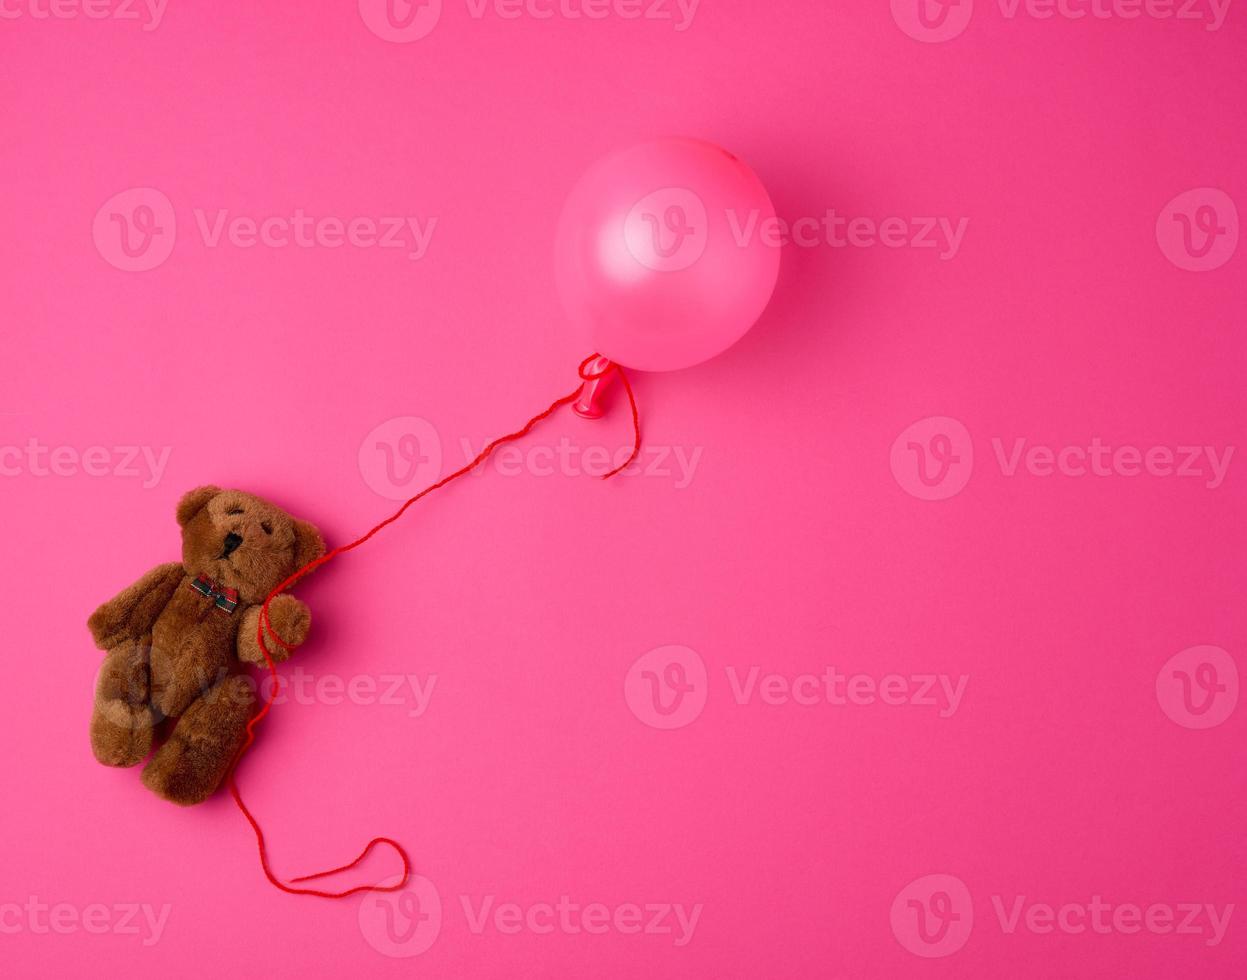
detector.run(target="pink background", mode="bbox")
[1,2,1243,977]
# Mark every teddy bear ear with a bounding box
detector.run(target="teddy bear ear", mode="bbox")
[292,519,326,570]
[176,485,222,526]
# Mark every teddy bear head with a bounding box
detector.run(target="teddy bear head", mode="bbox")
[176,486,325,605]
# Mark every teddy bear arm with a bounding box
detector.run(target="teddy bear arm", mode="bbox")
[88,562,184,651]
[236,595,311,666]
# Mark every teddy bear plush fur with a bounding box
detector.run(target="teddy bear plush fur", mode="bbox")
[88,486,325,805]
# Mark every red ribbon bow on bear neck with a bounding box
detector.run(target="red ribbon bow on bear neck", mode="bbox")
[189,573,240,614]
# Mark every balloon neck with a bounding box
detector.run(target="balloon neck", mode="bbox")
[573,355,614,420]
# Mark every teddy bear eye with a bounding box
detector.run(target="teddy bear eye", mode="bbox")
[261,521,273,535]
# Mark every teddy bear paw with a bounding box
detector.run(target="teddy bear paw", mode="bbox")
[90,701,155,768]
[266,594,311,647]
[141,734,219,806]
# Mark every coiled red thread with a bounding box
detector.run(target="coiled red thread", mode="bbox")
[226,355,640,899]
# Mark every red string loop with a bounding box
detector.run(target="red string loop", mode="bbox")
[226,356,640,898]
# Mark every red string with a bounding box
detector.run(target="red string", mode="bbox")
[226,354,640,898]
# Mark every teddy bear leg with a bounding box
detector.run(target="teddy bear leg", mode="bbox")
[141,674,256,806]
[90,640,156,767]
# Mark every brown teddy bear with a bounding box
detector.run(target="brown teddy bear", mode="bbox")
[88,486,325,805]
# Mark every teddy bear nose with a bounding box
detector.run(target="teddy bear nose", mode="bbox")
[221,532,243,557]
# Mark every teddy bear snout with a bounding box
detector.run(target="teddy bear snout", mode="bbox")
[221,532,243,558]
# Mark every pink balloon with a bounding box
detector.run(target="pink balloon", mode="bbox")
[555,137,780,372]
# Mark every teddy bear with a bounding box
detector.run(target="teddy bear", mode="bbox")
[88,486,325,806]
